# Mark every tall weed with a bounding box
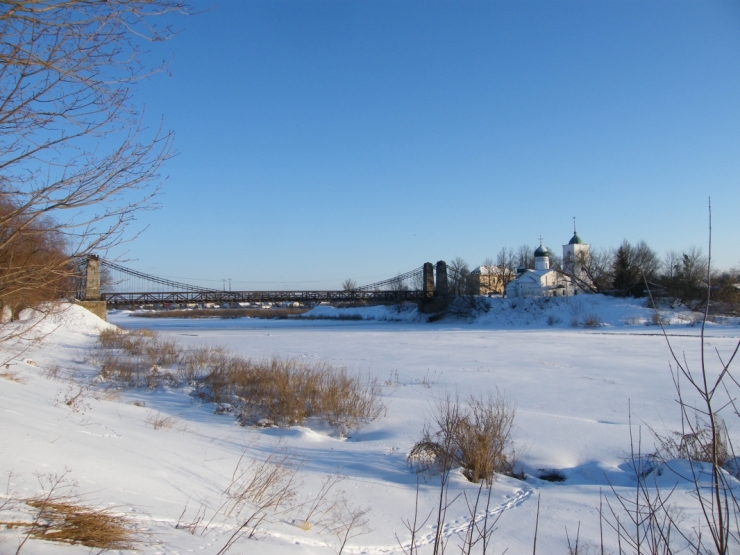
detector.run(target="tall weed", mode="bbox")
[94,329,383,433]
[409,392,515,484]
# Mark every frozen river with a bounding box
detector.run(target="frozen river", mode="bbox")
[103,308,740,553]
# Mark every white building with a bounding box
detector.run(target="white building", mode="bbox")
[504,229,591,298]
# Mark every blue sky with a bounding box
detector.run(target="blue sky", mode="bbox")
[117,0,740,289]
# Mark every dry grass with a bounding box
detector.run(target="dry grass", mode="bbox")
[144,410,180,430]
[94,389,121,402]
[546,314,562,326]
[175,448,299,549]
[180,345,229,382]
[98,327,156,353]
[300,314,363,321]
[95,328,179,388]
[409,393,516,484]
[21,498,135,549]
[95,329,384,433]
[580,313,603,328]
[650,311,666,326]
[43,362,62,379]
[1,471,136,551]
[136,307,309,319]
[653,415,733,470]
[0,369,26,383]
[54,384,91,414]
[204,356,384,434]
[143,336,180,366]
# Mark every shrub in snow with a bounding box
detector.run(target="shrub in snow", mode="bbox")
[408,392,515,485]
[93,328,384,434]
[580,313,603,328]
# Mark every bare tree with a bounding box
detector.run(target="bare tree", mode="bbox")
[548,253,562,271]
[0,1,188,321]
[560,247,614,294]
[662,250,681,281]
[496,247,516,295]
[516,245,534,270]
[448,256,471,297]
[477,257,498,296]
[341,278,357,292]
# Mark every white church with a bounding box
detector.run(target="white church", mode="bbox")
[504,228,590,298]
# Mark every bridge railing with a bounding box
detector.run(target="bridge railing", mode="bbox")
[102,289,431,306]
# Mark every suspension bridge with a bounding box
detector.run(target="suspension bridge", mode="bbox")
[75,257,452,310]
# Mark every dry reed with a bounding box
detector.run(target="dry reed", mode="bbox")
[95,329,384,433]
[144,411,180,430]
[204,356,384,434]
[22,498,135,549]
[0,370,26,383]
[136,308,309,319]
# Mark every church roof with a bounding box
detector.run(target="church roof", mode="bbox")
[569,233,584,245]
[534,244,549,257]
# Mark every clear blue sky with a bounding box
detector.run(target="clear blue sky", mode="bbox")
[116,0,740,289]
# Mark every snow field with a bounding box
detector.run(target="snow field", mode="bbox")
[0,299,738,554]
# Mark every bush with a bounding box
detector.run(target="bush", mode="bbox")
[95,329,384,434]
[179,344,228,382]
[408,393,515,484]
[546,314,562,326]
[653,415,732,469]
[650,311,666,326]
[98,328,155,355]
[204,356,383,434]
[581,313,603,328]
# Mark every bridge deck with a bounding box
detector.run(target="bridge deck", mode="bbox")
[102,290,432,305]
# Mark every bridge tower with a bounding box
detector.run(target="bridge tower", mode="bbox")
[423,262,434,296]
[435,260,448,296]
[76,255,107,321]
[84,255,101,301]
[419,260,450,314]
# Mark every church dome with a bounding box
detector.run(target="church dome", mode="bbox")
[534,244,549,257]
[569,233,583,245]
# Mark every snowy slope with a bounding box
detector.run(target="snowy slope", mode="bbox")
[300,294,738,329]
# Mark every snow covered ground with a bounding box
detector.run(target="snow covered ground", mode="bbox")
[1,297,739,554]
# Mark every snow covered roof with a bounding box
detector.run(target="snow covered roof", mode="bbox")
[512,268,556,283]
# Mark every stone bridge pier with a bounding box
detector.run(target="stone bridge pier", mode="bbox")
[76,255,107,321]
[418,260,450,314]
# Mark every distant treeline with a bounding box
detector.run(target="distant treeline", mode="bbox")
[448,241,739,310]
